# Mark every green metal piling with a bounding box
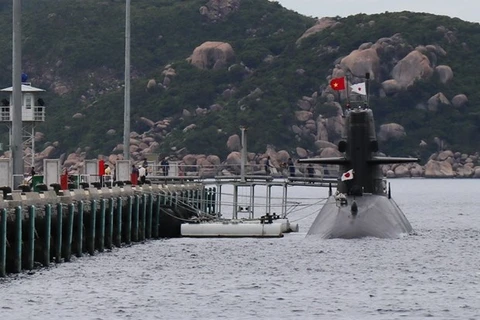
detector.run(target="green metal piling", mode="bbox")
[114,197,122,247]
[132,195,139,242]
[76,201,84,258]
[146,194,153,239]
[98,199,106,252]
[43,204,52,267]
[106,198,114,249]
[153,195,160,238]
[88,200,97,255]
[55,203,63,263]
[64,204,74,262]
[140,194,147,240]
[0,209,6,277]
[13,207,22,273]
[27,206,35,270]
[125,196,132,244]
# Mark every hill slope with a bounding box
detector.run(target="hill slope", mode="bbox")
[0,0,479,164]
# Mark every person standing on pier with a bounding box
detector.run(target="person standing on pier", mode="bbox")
[138,165,147,184]
[104,164,112,186]
[131,165,139,185]
[265,156,273,175]
[161,157,170,176]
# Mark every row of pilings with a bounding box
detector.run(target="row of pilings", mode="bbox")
[0,184,217,277]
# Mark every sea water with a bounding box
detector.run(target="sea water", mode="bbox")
[0,179,479,320]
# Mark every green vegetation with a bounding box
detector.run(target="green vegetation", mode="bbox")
[0,1,479,163]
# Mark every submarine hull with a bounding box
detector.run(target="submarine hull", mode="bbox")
[307,194,413,239]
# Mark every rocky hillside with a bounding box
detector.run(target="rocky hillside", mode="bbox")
[1,0,480,177]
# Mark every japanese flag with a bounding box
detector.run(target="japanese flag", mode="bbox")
[341,169,354,181]
[350,82,367,95]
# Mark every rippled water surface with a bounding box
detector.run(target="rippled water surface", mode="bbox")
[1,179,479,320]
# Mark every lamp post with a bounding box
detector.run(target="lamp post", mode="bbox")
[12,0,23,188]
[123,0,131,160]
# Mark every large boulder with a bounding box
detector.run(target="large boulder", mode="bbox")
[381,79,401,95]
[435,65,453,84]
[451,94,468,108]
[377,123,406,142]
[424,160,455,177]
[391,50,433,88]
[340,48,380,79]
[226,134,241,151]
[296,17,339,43]
[189,41,235,70]
[427,92,450,112]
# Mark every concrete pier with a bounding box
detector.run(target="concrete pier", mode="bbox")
[0,183,207,276]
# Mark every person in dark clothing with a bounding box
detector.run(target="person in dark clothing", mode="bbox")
[160,157,170,176]
[287,158,295,177]
[265,156,273,175]
[30,167,35,176]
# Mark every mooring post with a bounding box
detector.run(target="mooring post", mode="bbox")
[55,203,63,263]
[98,199,106,253]
[153,194,160,238]
[0,209,6,277]
[13,206,22,273]
[27,205,36,270]
[114,197,122,247]
[132,195,139,242]
[125,196,132,244]
[88,200,97,256]
[146,193,153,239]
[140,194,147,241]
[64,203,74,262]
[76,201,84,258]
[106,198,114,249]
[43,204,52,267]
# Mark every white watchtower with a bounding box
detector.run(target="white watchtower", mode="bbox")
[0,83,46,170]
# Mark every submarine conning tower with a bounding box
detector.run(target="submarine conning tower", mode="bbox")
[337,107,385,196]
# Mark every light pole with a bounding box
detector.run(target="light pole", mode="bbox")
[12,0,23,188]
[123,0,131,160]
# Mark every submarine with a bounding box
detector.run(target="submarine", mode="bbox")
[299,76,419,239]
